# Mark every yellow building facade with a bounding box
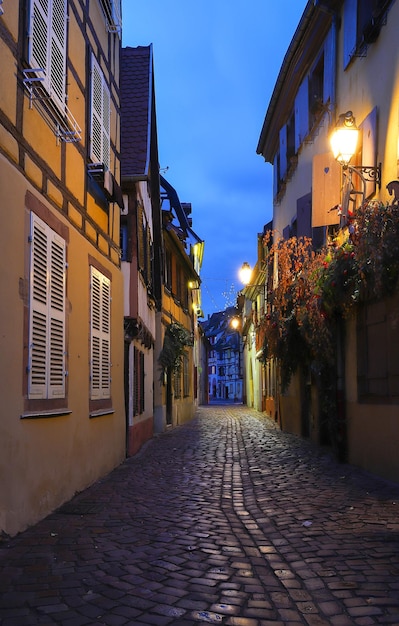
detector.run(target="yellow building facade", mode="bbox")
[0,0,125,535]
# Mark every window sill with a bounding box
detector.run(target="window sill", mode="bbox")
[21,409,72,419]
[89,408,115,418]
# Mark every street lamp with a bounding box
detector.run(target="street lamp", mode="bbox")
[329,111,381,208]
[330,111,360,166]
[229,316,242,402]
[230,317,240,330]
[239,262,252,286]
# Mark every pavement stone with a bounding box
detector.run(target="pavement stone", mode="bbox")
[1,404,399,625]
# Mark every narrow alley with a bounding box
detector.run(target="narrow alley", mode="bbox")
[1,405,399,626]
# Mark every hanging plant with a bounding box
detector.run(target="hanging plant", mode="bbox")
[158,322,193,375]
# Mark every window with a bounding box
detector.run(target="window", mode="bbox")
[137,204,153,287]
[174,371,182,399]
[309,53,324,128]
[357,294,399,402]
[165,249,172,291]
[28,213,66,399]
[90,266,111,400]
[98,0,122,34]
[183,353,190,397]
[90,54,110,167]
[28,0,67,113]
[344,0,393,66]
[133,347,145,415]
[120,222,128,261]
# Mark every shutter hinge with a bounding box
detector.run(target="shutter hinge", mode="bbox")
[28,235,33,243]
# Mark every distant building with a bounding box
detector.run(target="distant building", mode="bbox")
[201,307,243,402]
[156,177,204,428]
[120,45,163,456]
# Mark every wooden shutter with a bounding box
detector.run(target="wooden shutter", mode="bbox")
[29,214,66,399]
[49,0,67,111]
[90,267,111,399]
[102,81,111,167]
[49,230,66,397]
[297,193,312,239]
[29,0,49,78]
[343,0,357,68]
[28,0,67,112]
[312,153,341,227]
[323,28,335,105]
[295,77,309,152]
[273,152,279,198]
[90,55,111,166]
[279,125,287,181]
[361,107,378,200]
[91,57,104,163]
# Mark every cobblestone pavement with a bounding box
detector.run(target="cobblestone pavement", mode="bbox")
[1,405,399,626]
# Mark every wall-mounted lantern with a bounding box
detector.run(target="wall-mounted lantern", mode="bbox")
[230,317,240,330]
[239,262,252,286]
[330,111,381,212]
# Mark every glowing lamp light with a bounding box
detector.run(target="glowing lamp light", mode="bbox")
[239,262,252,286]
[230,317,240,330]
[330,111,359,166]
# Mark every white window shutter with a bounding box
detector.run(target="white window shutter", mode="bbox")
[102,84,111,168]
[90,267,111,399]
[29,0,49,82]
[90,55,111,167]
[111,0,122,32]
[28,0,67,111]
[29,214,66,399]
[49,0,67,111]
[48,233,66,397]
[29,216,49,399]
[91,58,104,163]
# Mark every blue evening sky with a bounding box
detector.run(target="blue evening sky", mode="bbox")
[122,1,306,317]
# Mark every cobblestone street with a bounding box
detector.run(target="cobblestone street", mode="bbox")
[1,404,399,626]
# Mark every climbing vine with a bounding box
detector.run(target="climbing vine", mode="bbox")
[158,322,193,375]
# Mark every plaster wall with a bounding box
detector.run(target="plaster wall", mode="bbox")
[0,161,125,536]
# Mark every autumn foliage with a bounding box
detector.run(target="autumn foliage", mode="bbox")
[259,201,399,390]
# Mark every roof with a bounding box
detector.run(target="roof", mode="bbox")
[120,45,153,179]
